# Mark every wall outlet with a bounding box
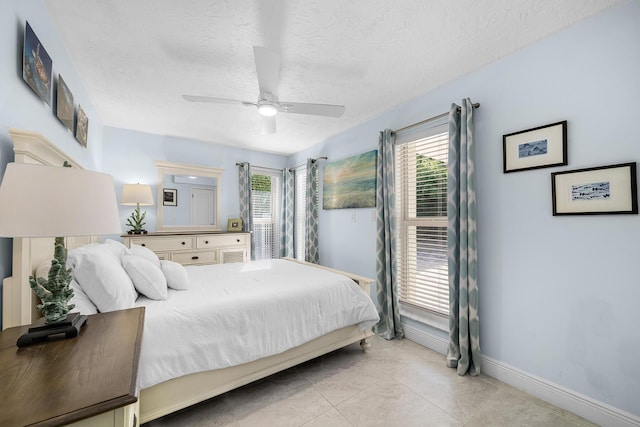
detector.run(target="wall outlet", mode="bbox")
[370,211,376,222]
[351,211,356,222]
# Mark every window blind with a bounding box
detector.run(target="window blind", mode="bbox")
[251,168,282,260]
[395,123,449,316]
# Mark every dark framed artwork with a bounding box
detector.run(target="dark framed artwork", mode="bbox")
[323,150,377,209]
[503,121,567,173]
[23,21,53,105]
[551,162,637,215]
[163,188,177,206]
[76,105,88,147]
[56,75,74,132]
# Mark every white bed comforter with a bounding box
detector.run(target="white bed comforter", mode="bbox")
[135,259,379,389]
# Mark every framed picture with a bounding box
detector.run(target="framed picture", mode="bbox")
[23,21,53,105]
[323,150,377,209]
[163,188,177,206]
[56,75,74,132]
[227,218,243,232]
[503,121,567,173]
[76,105,88,147]
[551,162,637,215]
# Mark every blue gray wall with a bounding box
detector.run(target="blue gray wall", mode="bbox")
[291,0,640,417]
[0,0,638,419]
[0,1,105,329]
[101,127,288,235]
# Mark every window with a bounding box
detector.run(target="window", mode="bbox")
[395,119,449,325]
[251,168,282,260]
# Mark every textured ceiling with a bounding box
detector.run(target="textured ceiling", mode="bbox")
[44,0,625,155]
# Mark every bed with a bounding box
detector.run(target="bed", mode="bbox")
[1,129,379,425]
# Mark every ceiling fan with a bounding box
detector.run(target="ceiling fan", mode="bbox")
[182,46,345,135]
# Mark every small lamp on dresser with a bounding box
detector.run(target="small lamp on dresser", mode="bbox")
[0,163,121,346]
[121,183,154,234]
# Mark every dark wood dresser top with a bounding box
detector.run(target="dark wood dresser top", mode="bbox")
[0,307,144,427]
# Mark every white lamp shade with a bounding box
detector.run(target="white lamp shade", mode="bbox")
[0,163,122,237]
[121,183,154,206]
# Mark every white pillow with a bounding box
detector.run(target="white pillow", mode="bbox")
[103,239,130,259]
[129,244,161,268]
[71,245,137,313]
[69,279,98,315]
[161,260,189,290]
[122,255,168,300]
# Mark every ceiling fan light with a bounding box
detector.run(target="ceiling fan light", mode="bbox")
[257,102,278,117]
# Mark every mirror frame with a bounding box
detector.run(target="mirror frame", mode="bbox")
[155,160,223,232]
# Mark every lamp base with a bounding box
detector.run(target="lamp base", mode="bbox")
[127,229,148,234]
[17,312,87,347]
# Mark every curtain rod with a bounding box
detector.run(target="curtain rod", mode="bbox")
[235,162,282,173]
[289,156,328,171]
[395,102,480,134]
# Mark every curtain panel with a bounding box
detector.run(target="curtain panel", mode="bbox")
[447,99,481,376]
[281,168,295,258]
[238,162,255,260]
[373,129,404,340]
[304,159,319,263]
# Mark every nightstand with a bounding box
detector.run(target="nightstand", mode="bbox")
[0,307,144,427]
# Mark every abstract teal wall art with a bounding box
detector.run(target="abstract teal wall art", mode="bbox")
[323,150,377,209]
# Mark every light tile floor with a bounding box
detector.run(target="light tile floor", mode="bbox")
[143,336,596,427]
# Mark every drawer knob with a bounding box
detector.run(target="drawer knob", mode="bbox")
[141,243,146,247]
[236,239,240,242]
[191,256,199,260]
[181,241,186,245]
[205,240,209,244]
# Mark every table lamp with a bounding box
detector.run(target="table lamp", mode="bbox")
[121,183,154,234]
[0,163,121,345]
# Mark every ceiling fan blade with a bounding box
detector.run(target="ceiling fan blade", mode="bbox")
[279,102,345,117]
[253,46,280,96]
[261,116,276,135]
[182,95,255,107]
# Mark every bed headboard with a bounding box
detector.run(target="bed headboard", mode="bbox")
[2,129,98,330]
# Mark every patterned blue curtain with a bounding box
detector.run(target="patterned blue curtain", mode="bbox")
[305,159,319,263]
[447,99,481,376]
[373,129,403,340]
[280,168,295,258]
[238,162,255,260]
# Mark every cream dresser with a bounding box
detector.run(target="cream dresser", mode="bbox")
[122,232,250,266]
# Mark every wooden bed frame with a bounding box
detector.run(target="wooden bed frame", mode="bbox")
[2,129,375,425]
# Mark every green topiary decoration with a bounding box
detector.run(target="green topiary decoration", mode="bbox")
[29,237,75,323]
[126,206,147,232]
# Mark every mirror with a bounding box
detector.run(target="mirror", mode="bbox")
[155,160,223,232]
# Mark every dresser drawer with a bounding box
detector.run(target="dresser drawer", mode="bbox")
[172,250,218,265]
[197,234,247,249]
[129,236,195,252]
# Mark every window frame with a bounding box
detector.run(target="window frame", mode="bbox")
[395,117,450,331]
[250,167,282,260]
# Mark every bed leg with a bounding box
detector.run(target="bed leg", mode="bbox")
[360,338,371,352]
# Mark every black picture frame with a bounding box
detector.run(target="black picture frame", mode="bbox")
[503,121,567,173]
[551,162,637,215]
[75,105,88,147]
[56,74,74,133]
[163,188,177,206]
[22,21,53,105]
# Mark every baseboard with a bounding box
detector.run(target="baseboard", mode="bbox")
[402,322,448,355]
[482,356,640,427]
[401,322,640,427]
